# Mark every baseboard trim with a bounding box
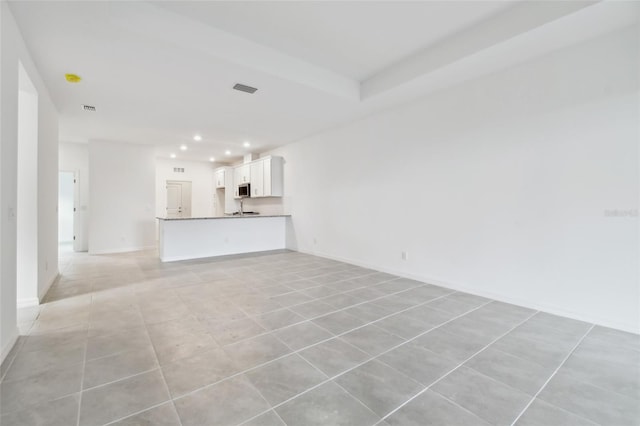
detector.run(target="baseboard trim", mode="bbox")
[0,328,20,367]
[16,297,40,309]
[298,248,640,335]
[38,272,59,302]
[161,248,290,263]
[89,245,157,255]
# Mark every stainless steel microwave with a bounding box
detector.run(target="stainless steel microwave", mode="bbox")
[238,183,251,198]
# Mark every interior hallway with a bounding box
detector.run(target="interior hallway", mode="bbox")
[1,250,638,426]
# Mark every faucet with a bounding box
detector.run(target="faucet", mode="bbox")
[239,198,244,215]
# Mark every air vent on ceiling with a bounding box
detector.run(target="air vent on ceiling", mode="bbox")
[82,104,96,112]
[233,83,258,94]
[173,167,185,173]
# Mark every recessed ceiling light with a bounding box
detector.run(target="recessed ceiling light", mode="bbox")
[225,150,231,155]
[170,153,176,159]
[193,135,202,141]
[243,141,251,148]
[180,144,188,151]
[209,157,215,162]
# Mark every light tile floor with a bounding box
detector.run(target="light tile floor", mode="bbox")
[1,249,638,426]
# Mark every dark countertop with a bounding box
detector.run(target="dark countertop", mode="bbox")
[156,214,291,221]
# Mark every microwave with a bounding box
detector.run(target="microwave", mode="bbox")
[238,183,251,198]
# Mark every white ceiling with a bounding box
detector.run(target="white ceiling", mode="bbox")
[8,0,634,163]
[153,1,513,81]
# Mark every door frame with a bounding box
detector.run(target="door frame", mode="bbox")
[59,169,80,251]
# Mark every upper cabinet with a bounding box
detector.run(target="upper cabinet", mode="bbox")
[214,168,227,189]
[250,160,264,197]
[235,164,250,185]
[233,156,283,198]
[261,156,283,197]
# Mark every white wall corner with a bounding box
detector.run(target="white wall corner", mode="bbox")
[89,244,157,256]
[0,328,20,367]
[38,272,58,303]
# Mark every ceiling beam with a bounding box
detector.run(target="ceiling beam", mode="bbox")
[361,1,599,100]
[108,1,361,101]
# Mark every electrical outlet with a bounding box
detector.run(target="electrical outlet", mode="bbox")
[401,251,409,261]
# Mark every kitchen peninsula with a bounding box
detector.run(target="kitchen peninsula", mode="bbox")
[157,214,291,262]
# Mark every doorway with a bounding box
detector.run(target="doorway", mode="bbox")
[166,180,192,218]
[58,171,76,253]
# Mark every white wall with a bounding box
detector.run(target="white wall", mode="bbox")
[155,158,215,219]
[242,196,286,216]
[89,140,156,254]
[59,142,89,251]
[271,26,639,333]
[1,2,59,363]
[36,65,59,303]
[16,62,38,307]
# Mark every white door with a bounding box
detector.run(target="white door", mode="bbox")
[58,171,75,243]
[166,181,192,218]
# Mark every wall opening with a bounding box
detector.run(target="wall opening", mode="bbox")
[58,171,75,253]
[16,61,39,308]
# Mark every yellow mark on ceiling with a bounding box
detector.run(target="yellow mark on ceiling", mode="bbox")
[65,74,82,83]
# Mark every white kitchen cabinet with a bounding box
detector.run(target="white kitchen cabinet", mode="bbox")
[250,160,264,197]
[232,156,283,199]
[236,164,250,185]
[251,156,283,198]
[213,167,234,214]
[214,168,226,188]
[262,156,283,197]
[232,165,250,199]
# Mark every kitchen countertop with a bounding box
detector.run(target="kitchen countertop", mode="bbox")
[156,214,291,221]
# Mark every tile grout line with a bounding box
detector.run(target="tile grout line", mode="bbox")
[271,409,289,426]
[75,316,91,426]
[234,299,498,426]
[424,391,491,425]
[80,367,160,394]
[333,379,388,423]
[265,282,452,334]
[171,289,464,405]
[196,281,452,358]
[79,262,167,426]
[14,252,547,426]
[0,337,26,383]
[85,267,185,426]
[373,308,541,426]
[229,274,404,321]
[242,374,286,423]
[100,393,175,426]
[13,262,405,392]
[142,312,183,426]
[508,323,596,426]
